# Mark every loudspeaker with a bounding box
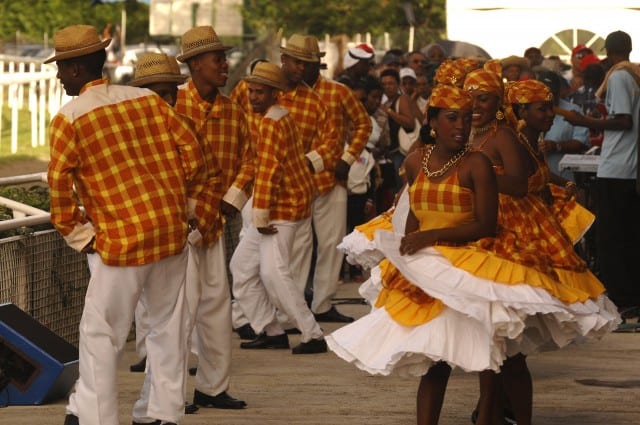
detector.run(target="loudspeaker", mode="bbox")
[0,302,78,405]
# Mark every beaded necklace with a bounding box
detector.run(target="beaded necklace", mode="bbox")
[422,144,470,178]
[471,119,497,137]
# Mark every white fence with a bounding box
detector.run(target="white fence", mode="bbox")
[0,55,67,154]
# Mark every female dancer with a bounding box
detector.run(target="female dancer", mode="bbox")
[327,75,619,425]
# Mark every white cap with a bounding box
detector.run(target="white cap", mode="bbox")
[343,43,375,69]
[399,67,417,80]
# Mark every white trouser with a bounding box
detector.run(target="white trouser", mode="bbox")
[231,201,253,329]
[231,218,323,342]
[134,298,150,359]
[186,241,232,396]
[292,185,347,314]
[66,251,188,425]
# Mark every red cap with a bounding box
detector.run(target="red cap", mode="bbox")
[580,53,601,71]
[572,44,592,57]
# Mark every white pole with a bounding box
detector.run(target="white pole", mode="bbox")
[29,62,38,148]
[120,7,127,62]
[384,32,390,51]
[409,25,415,52]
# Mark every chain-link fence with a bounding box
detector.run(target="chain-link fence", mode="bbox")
[0,229,89,347]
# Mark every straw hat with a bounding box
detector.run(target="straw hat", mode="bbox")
[244,62,287,91]
[500,55,529,70]
[177,26,232,62]
[128,53,188,87]
[280,34,325,63]
[44,25,110,64]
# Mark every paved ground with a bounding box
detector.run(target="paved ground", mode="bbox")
[1,281,639,425]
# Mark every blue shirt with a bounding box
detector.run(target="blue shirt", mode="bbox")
[545,99,590,179]
[598,69,640,179]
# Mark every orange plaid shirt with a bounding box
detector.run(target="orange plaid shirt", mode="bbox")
[311,76,371,165]
[229,79,250,113]
[278,83,341,195]
[48,78,205,266]
[252,104,314,227]
[175,81,254,246]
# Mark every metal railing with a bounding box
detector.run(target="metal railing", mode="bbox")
[0,173,87,346]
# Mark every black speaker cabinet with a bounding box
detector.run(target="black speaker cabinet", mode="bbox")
[0,302,78,405]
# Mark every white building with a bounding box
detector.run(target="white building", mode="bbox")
[447,0,640,62]
[149,0,243,37]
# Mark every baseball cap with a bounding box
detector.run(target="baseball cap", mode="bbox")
[399,67,417,80]
[604,30,632,54]
[579,53,601,72]
[571,44,592,58]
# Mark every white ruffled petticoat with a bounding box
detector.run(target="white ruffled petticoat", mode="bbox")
[327,230,620,376]
[337,187,410,270]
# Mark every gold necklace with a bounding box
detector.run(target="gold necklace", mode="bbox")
[422,144,470,178]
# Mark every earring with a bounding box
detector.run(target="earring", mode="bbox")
[429,128,437,138]
[495,110,505,121]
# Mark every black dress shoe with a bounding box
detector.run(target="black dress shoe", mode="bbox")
[234,323,258,340]
[291,337,328,354]
[313,306,354,323]
[193,389,247,409]
[240,333,289,349]
[185,402,199,414]
[129,356,147,373]
[64,415,79,425]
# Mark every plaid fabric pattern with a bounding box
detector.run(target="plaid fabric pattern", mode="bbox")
[252,105,313,225]
[176,81,254,246]
[229,79,250,113]
[487,163,587,274]
[506,79,553,104]
[312,76,371,162]
[409,169,473,214]
[429,84,473,110]
[464,68,503,96]
[48,78,205,266]
[279,83,341,195]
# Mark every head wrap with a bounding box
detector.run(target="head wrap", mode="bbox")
[433,59,467,87]
[506,79,553,105]
[455,57,482,75]
[429,84,473,110]
[463,68,503,97]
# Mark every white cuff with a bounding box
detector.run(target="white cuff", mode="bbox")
[252,208,270,229]
[63,222,96,252]
[341,151,357,166]
[306,150,324,173]
[187,198,197,220]
[223,185,249,211]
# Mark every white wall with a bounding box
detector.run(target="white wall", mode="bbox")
[149,0,242,37]
[447,0,640,62]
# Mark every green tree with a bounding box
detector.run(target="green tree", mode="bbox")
[241,0,446,50]
[0,0,149,47]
